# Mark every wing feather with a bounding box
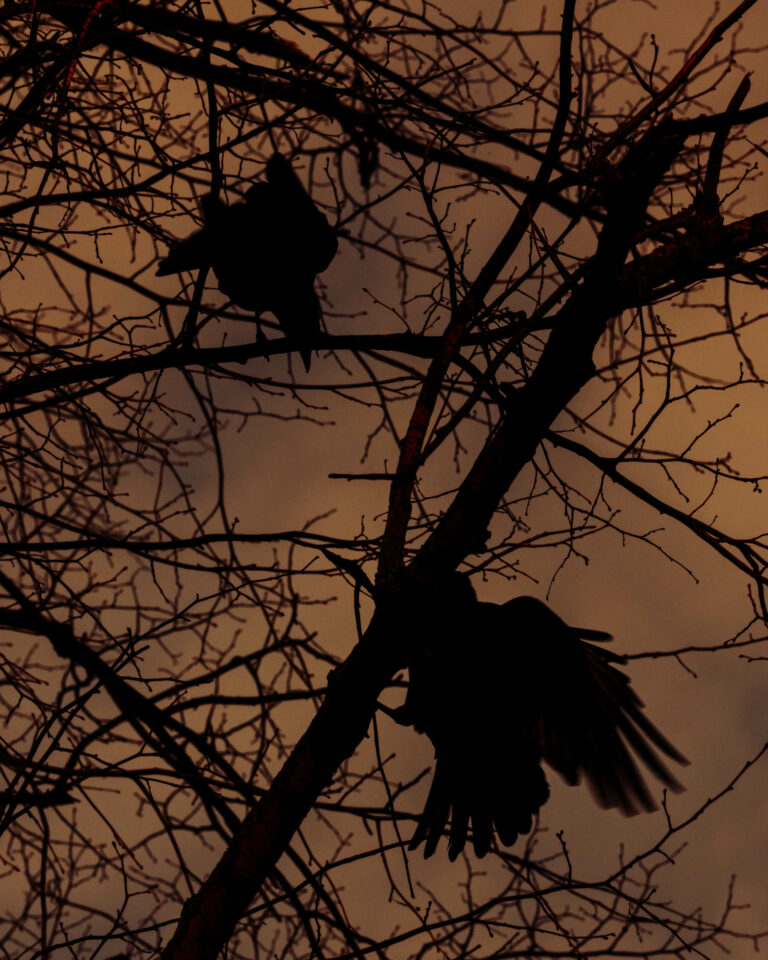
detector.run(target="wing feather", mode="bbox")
[494,596,687,816]
[404,583,686,861]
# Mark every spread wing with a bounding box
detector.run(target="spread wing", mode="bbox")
[404,582,550,861]
[404,584,688,861]
[495,596,688,815]
[409,729,548,861]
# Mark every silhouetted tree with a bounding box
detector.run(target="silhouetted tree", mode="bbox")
[0,2,767,960]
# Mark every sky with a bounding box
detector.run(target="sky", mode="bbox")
[2,0,768,957]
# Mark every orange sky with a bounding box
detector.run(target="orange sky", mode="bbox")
[2,0,768,955]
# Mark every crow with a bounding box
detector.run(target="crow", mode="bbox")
[396,577,688,861]
[156,154,337,371]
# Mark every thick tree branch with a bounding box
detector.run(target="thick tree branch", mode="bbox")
[161,618,400,960]
[415,121,687,573]
[160,112,690,960]
[377,0,576,583]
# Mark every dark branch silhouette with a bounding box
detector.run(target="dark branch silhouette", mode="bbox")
[4,3,768,959]
[157,153,337,370]
[398,577,688,861]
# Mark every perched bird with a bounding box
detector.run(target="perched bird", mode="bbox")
[396,577,687,861]
[156,154,338,371]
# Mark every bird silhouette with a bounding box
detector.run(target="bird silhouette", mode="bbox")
[396,577,687,861]
[156,154,337,371]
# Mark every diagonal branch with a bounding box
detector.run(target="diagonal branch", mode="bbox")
[159,73,688,960]
[415,120,687,574]
[376,0,577,583]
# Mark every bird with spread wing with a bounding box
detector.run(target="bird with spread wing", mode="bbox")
[157,154,337,371]
[395,576,687,861]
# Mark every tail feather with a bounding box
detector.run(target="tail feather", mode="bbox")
[470,803,493,858]
[448,790,470,861]
[409,764,450,858]
[411,755,548,861]
[272,282,321,372]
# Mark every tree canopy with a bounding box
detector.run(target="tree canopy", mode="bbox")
[1,1,768,959]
